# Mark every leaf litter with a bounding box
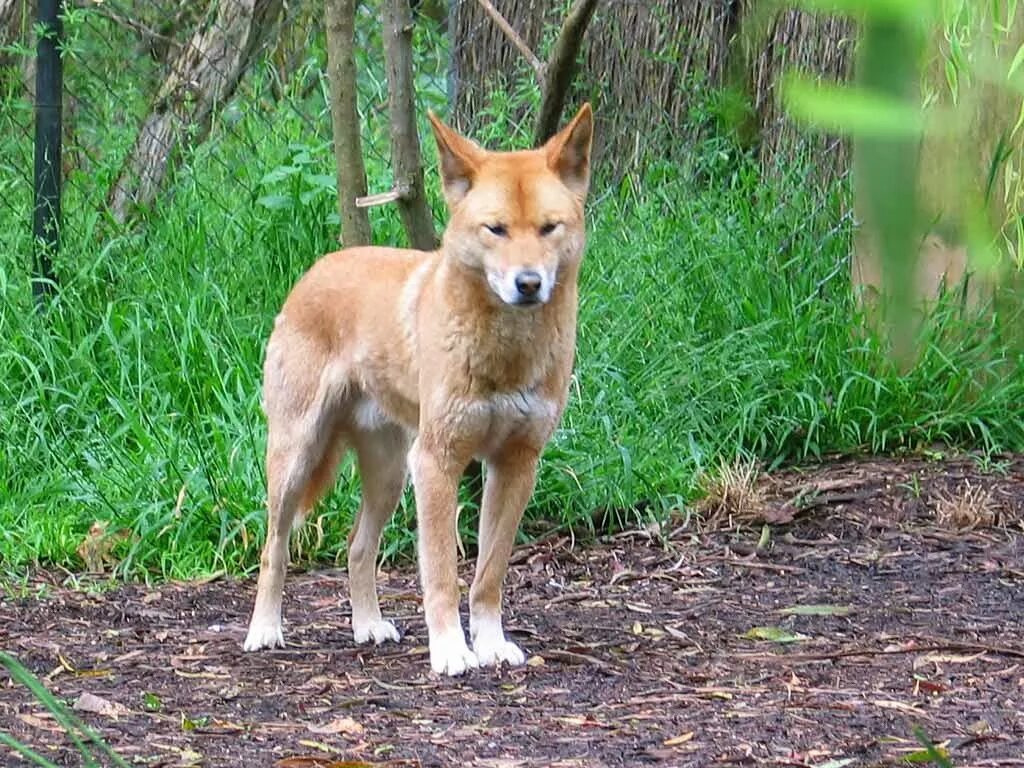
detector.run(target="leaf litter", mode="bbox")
[2,455,1023,767]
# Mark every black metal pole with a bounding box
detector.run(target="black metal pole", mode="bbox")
[33,0,63,303]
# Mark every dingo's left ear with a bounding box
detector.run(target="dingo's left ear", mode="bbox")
[428,110,484,207]
[545,103,594,202]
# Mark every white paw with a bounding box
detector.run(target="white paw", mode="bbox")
[473,631,526,668]
[243,619,284,651]
[429,629,479,676]
[353,618,401,646]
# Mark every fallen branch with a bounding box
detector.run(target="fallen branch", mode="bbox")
[473,0,544,81]
[82,3,182,56]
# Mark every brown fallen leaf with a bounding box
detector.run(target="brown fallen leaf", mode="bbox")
[298,740,344,754]
[172,748,203,768]
[968,719,992,734]
[663,731,695,746]
[76,520,132,573]
[73,691,131,719]
[759,501,796,524]
[274,759,381,768]
[912,651,986,670]
[873,699,927,716]
[17,712,63,732]
[553,714,613,728]
[307,716,365,736]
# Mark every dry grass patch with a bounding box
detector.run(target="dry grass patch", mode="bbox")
[695,458,766,528]
[933,482,999,531]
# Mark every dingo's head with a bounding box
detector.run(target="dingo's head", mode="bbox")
[428,104,594,308]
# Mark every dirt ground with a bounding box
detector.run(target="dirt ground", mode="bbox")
[3,455,1024,768]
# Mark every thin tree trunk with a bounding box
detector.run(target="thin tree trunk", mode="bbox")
[533,0,599,144]
[382,0,437,250]
[107,0,284,223]
[383,0,482,498]
[325,0,372,247]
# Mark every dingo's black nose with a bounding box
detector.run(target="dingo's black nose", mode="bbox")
[515,271,542,298]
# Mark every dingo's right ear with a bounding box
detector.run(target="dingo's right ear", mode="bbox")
[428,111,484,207]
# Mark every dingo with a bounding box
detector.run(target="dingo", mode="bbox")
[243,104,594,676]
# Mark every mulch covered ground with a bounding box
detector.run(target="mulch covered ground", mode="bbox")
[3,455,1024,768]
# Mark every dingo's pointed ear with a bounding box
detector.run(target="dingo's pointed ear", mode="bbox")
[545,103,594,202]
[428,110,483,207]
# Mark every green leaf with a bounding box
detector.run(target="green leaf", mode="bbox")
[181,714,210,732]
[792,0,933,24]
[904,746,951,763]
[944,58,959,103]
[303,173,337,190]
[782,75,926,137]
[778,603,852,616]
[260,165,300,185]
[911,725,954,767]
[1008,42,1024,80]
[742,626,810,643]
[256,195,294,210]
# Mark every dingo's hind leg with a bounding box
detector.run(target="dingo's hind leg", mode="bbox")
[245,335,344,651]
[348,422,409,645]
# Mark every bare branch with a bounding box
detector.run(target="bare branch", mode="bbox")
[81,3,183,56]
[325,0,372,247]
[382,0,437,250]
[534,0,600,144]
[474,0,545,82]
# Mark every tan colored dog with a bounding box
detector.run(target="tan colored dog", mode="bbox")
[243,104,594,676]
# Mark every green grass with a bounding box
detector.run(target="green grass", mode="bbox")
[1,10,1022,582]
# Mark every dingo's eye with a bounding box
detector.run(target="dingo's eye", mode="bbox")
[539,222,559,236]
[485,224,508,237]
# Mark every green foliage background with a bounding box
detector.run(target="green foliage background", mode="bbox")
[0,3,1021,580]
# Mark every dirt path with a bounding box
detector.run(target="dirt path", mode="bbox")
[3,456,1024,768]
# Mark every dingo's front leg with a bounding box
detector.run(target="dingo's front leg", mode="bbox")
[469,444,539,667]
[409,438,478,676]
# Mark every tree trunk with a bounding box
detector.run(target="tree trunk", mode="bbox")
[383,0,437,250]
[533,0,599,145]
[325,0,372,247]
[107,0,284,223]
